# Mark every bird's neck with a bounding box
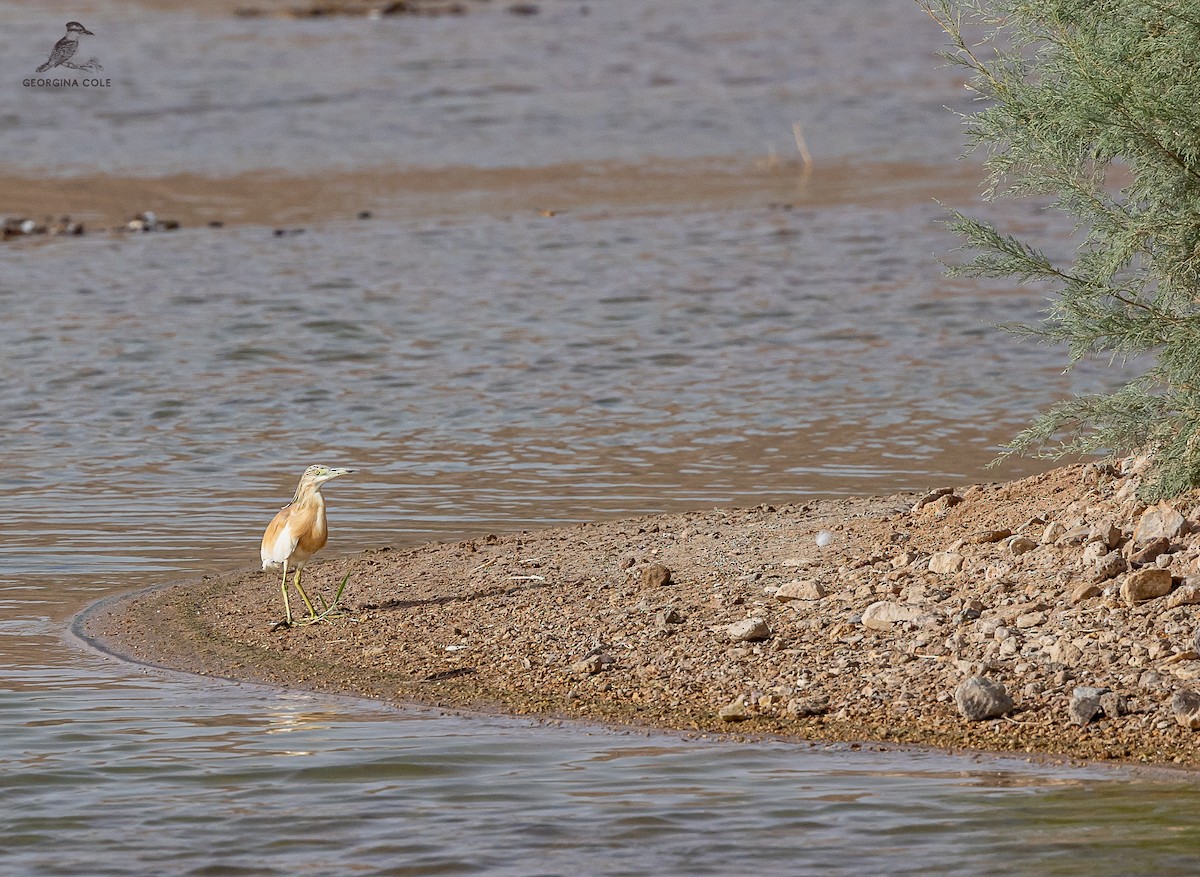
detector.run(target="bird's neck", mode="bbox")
[290,486,326,510]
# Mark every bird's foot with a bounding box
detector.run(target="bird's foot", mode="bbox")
[292,573,351,627]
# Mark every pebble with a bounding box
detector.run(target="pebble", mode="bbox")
[1120,568,1174,606]
[719,696,749,722]
[787,695,830,717]
[654,608,683,628]
[912,487,955,511]
[861,601,927,631]
[775,579,827,601]
[954,675,1014,721]
[727,617,771,642]
[641,563,672,587]
[968,529,1011,545]
[1070,582,1102,603]
[569,653,615,676]
[1007,536,1038,556]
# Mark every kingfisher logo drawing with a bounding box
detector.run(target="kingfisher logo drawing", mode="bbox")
[35,21,101,73]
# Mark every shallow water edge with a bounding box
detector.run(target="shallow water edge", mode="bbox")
[73,466,1200,771]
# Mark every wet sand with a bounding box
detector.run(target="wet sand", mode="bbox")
[2,157,982,228]
[78,463,1200,766]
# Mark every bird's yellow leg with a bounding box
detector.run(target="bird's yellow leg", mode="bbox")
[280,560,293,627]
[293,568,318,618]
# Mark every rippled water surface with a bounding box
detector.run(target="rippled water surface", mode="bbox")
[1,1,1194,874]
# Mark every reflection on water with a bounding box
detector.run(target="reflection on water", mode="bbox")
[0,1,1185,873]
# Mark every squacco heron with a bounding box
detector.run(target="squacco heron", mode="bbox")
[260,464,355,626]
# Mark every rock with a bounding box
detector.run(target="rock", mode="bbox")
[1007,536,1038,556]
[1172,689,1200,729]
[928,552,964,574]
[1089,520,1123,549]
[727,617,771,642]
[787,695,830,717]
[912,487,955,511]
[1099,691,1129,719]
[814,530,834,548]
[1040,521,1067,544]
[775,579,827,601]
[1070,582,1103,603]
[1049,639,1083,666]
[1167,584,1200,609]
[1130,536,1170,566]
[1133,503,1186,546]
[1090,551,1126,583]
[1068,686,1109,726]
[954,675,1013,721]
[861,601,928,631]
[1015,610,1047,629]
[1058,526,1092,546]
[719,696,749,722]
[968,528,1011,545]
[569,653,615,676]
[641,563,673,587]
[922,494,962,517]
[1120,568,1174,606]
[1081,541,1107,565]
[654,607,683,627]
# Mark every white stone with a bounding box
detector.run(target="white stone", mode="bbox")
[775,579,827,601]
[1007,536,1038,556]
[928,551,964,574]
[1133,503,1186,546]
[1040,521,1066,544]
[861,601,927,631]
[727,617,771,642]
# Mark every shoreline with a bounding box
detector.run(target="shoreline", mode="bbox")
[0,156,981,230]
[76,463,1200,767]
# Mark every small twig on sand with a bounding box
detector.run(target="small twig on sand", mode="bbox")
[471,556,500,574]
[793,121,813,177]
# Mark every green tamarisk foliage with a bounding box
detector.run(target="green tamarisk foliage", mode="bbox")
[918,0,1200,498]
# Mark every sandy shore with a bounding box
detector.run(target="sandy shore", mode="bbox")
[1,157,981,230]
[78,462,1200,766]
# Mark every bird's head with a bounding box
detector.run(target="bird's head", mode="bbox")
[303,464,356,485]
[65,22,93,35]
[292,464,355,502]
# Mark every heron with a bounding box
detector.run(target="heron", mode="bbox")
[260,464,355,626]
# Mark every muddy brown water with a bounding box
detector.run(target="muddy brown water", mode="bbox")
[3,2,1198,875]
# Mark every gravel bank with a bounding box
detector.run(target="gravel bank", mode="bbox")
[79,462,1200,765]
